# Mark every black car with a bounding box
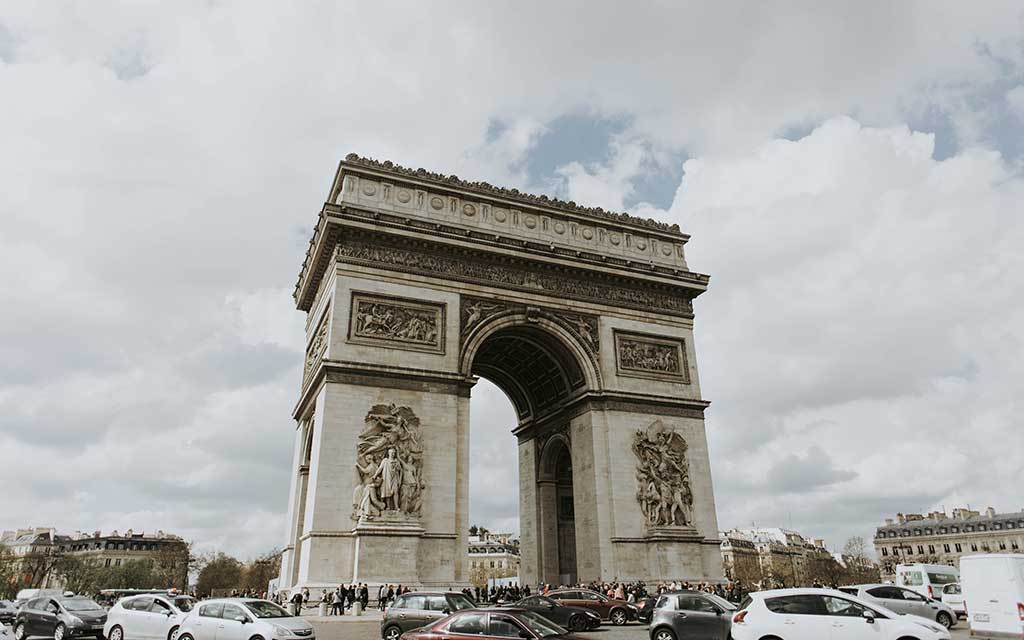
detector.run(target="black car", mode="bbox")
[507,595,601,631]
[1,600,19,624]
[13,596,107,640]
[648,590,736,640]
[637,595,658,623]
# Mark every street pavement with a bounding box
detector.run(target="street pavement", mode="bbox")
[305,616,973,640]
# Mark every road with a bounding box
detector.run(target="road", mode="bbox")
[306,616,973,640]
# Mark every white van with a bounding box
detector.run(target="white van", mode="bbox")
[960,554,1024,639]
[896,563,960,600]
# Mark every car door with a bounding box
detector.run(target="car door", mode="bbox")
[20,598,42,635]
[823,595,883,640]
[214,605,249,640]
[126,597,157,640]
[577,592,605,617]
[193,603,223,640]
[423,595,452,627]
[149,599,175,640]
[763,594,835,640]
[393,594,428,632]
[677,595,727,640]
[443,611,490,639]
[897,587,936,619]
[865,586,910,615]
[39,599,61,637]
[488,613,532,639]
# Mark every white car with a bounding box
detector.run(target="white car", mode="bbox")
[731,588,951,640]
[939,583,964,617]
[104,593,198,640]
[176,599,314,640]
[837,584,957,628]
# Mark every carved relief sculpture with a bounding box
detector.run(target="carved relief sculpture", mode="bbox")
[615,331,689,382]
[632,419,694,528]
[460,296,510,341]
[352,403,425,522]
[348,292,445,354]
[303,308,330,380]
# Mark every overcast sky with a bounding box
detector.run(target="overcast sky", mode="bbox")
[1,2,1022,561]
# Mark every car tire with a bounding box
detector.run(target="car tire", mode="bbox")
[55,623,67,640]
[14,623,26,640]
[109,626,124,640]
[167,627,179,640]
[653,627,676,640]
[383,625,402,640]
[935,611,952,628]
[567,615,585,632]
[248,635,265,640]
[178,633,194,640]
[609,608,628,625]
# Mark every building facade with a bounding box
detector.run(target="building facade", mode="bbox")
[1,528,188,590]
[467,532,520,587]
[720,527,839,587]
[874,507,1024,577]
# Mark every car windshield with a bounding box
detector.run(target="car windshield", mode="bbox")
[174,598,196,612]
[927,572,958,585]
[518,611,567,637]
[705,593,737,611]
[243,601,290,618]
[61,599,103,612]
[449,594,475,611]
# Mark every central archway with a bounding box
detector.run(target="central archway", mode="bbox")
[462,313,599,585]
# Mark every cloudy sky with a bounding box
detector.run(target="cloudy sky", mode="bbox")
[1,2,1023,561]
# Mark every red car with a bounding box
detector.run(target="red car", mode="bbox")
[397,608,577,639]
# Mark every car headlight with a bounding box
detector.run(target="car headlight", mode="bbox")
[271,625,295,637]
[69,616,85,626]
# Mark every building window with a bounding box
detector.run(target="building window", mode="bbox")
[104,559,111,567]
[881,548,888,556]
[955,543,962,552]
[999,541,1006,550]
[917,545,924,554]
[944,544,950,553]
[928,545,935,554]
[892,547,899,555]
[971,544,978,552]
[1012,541,1019,550]
[979,525,987,531]
[951,527,959,533]
[115,559,122,566]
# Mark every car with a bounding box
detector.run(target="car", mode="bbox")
[895,563,960,601]
[730,588,951,640]
[1,600,19,624]
[939,582,965,617]
[636,595,657,623]
[380,591,476,640]
[13,596,107,640]
[838,583,957,628]
[176,599,313,640]
[397,608,574,640]
[545,588,638,625]
[13,592,65,611]
[505,595,601,631]
[103,593,198,640]
[960,553,1024,640]
[648,590,736,640]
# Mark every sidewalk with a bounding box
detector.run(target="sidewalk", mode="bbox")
[300,608,385,623]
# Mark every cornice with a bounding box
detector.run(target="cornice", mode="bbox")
[336,153,685,235]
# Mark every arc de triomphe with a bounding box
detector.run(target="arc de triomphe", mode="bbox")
[278,155,723,591]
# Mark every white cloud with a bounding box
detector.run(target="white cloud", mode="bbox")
[0,2,1022,558]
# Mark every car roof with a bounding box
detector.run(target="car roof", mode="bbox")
[662,590,710,595]
[749,588,852,598]
[400,591,465,595]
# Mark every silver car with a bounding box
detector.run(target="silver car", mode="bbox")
[177,599,313,640]
[838,584,956,629]
[104,594,197,640]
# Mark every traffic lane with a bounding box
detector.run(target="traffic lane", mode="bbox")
[307,619,972,640]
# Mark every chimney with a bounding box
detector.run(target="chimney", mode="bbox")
[985,506,996,518]
[896,513,906,524]
[884,518,893,526]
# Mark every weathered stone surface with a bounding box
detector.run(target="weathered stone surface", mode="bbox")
[278,158,723,592]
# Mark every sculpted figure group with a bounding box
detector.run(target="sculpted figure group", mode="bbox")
[619,338,680,374]
[632,420,694,527]
[352,404,425,521]
[354,300,439,347]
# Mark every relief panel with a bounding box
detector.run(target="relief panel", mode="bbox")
[614,330,690,383]
[348,292,446,354]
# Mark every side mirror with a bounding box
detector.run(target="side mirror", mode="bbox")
[862,610,876,624]
[442,608,450,615]
[518,632,532,640]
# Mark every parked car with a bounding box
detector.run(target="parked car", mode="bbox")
[730,588,951,640]
[636,595,657,623]
[545,588,638,625]
[397,608,574,640]
[960,553,1024,640]
[176,599,313,640]
[13,596,107,640]
[505,595,601,631]
[648,590,736,640]
[13,592,64,611]
[895,563,960,601]
[103,593,197,640]
[838,583,956,628]
[380,591,476,640]
[1,600,19,624]
[939,582,965,617]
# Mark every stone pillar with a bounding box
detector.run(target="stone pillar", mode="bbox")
[517,439,539,586]
[537,480,559,584]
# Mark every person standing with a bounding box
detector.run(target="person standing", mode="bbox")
[360,583,369,610]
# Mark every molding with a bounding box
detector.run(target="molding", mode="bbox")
[335,153,686,236]
[333,232,696,318]
[614,329,690,384]
[347,290,446,354]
